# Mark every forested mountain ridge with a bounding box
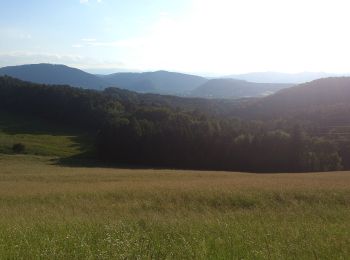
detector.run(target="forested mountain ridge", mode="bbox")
[0,75,348,172]
[0,63,108,90]
[101,70,207,94]
[0,64,208,94]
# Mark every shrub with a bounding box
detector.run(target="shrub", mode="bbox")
[12,143,26,154]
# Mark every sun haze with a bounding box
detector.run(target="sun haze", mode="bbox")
[1,0,350,74]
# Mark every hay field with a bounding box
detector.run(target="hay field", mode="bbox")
[0,154,349,259]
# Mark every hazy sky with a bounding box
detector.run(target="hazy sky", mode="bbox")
[1,0,350,74]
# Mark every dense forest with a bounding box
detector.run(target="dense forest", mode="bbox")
[0,76,348,172]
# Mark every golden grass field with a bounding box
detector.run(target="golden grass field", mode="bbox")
[1,154,350,259]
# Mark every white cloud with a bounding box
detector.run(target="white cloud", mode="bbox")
[84,38,147,48]
[81,38,97,42]
[79,0,102,4]
[72,44,84,48]
[0,28,32,40]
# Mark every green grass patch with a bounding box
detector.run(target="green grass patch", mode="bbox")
[0,111,93,157]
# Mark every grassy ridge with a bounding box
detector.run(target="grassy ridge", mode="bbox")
[0,155,350,259]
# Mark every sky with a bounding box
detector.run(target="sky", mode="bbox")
[1,0,350,75]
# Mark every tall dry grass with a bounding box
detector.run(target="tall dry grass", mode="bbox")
[0,154,350,259]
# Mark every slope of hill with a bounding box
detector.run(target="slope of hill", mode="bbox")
[191,78,293,98]
[0,63,108,89]
[101,70,208,94]
[244,77,350,124]
[227,72,336,84]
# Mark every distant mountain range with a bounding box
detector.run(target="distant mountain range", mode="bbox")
[0,64,207,94]
[0,64,107,90]
[1,63,345,99]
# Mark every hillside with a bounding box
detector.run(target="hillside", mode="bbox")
[103,87,244,116]
[102,71,207,94]
[101,70,208,94]
[0,63,108,89]
[245,77,350,124]
[191,78,293,98]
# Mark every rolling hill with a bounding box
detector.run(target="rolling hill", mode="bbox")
[191,78,293,98]
[0,63,108,90]
[244,77,350,124]
[101,70,208,94]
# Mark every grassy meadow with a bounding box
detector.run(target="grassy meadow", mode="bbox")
[0,111,92,157]
[0,111,350,259]
[0,154,350,259]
